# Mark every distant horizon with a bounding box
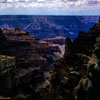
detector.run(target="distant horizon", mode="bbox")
[0,14,100,16]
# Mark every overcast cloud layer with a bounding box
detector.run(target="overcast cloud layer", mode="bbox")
[0,0,100,15]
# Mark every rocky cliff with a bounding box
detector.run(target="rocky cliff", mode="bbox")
[37,19,100,99]
[43,36,66,60]
[0,55,16,96]
[0,28,62,98]
[2,28,62,69]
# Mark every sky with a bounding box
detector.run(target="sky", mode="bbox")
[0,0,100,15]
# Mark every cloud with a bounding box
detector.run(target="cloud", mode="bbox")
[0,0,100,15]
[88,0,99,5]
[0,0,6,3]
[67,0,78,2]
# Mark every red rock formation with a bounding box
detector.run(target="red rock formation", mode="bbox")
[43,36,66,45]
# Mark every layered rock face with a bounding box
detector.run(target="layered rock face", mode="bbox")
[37,20,100,99]
[43,36,66,45]
[43,36,66,60]
[2,28,61,69]
[0,28,62,97]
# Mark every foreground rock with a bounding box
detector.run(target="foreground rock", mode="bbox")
[36,19,100,99]
[0,28,62,97]
[0,55,16,96]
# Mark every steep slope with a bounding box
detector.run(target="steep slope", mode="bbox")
[0,29,7,43]
[3,28,62,65]
[0,28,62,97]
[36,19,100,99]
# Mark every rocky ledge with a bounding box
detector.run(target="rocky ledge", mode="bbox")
[43,36,66,45]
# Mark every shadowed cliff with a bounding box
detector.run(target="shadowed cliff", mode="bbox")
[36,19,100,99]
[0,28,62,98]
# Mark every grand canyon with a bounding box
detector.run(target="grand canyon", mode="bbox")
[0,16,100,99]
